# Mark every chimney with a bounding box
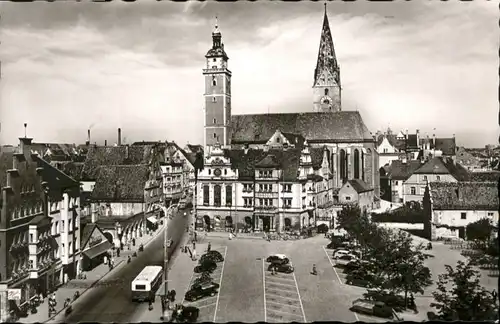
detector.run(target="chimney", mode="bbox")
[19,137,33,155]
[104,140,107,146]
[416,129,420,148]
[86,129,91,146]
[125,144,129,160]
[118,128,122,146]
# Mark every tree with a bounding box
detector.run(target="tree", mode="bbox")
[466,218,493,246]
[335,204,364,234]
[381,230,433,307]
[431,260,499,321]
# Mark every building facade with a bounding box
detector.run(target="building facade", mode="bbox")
[403,156,469,203]
[429,182,499,239]
[338,179,375,213]
[0,137,81,321]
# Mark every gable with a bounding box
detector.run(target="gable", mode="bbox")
[82,225,109,251]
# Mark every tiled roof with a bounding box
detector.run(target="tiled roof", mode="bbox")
[90,165,149,202]
[309,147,325,169]
[346,179,373,193]
[406,134,419,148]
[60,162,85,181]
[388,160,422,180]
[414,157,470,181]
[81,145,153,180]
[28,215,51,227]
[34,156,79,197]
[81,223,98,248]
[434,138,456,156]
[430,181,499,211]
[231,111,373,144]
[469,171,500,182]
[255,154,281,168]
[377,134,407,151]
[186,144,204,153]
[281,133,306,147]
[224,148,302,181]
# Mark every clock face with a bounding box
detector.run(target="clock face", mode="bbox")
[321,96,332,105]
[214,168,222,177]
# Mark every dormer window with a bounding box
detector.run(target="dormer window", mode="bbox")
[276,137,280,143]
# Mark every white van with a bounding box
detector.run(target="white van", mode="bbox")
[131,265,163,302]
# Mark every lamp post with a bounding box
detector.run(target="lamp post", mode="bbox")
[152,202,178,321]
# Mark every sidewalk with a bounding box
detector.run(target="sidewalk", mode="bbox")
[204,231,265,240]
[18,224,164,324]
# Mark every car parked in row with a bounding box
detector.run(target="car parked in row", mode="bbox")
[184,282,220,302]
[268,263,294,274]
[266,254,290,265]
[194,259,217,273]
[199,250,224,263]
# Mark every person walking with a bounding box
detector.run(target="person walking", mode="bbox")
[192,249,197,261]
[194,231,198,242]
[311,264,317,275]
[207,242,211,252]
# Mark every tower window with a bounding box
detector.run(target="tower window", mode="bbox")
[213,133,217,139]
[213,118,217,124]
[212,77,217,86]
[213,58,216,62]
[324,88,329,96]
[212,97,217,103]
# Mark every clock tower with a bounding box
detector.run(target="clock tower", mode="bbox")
[203,17,232,154]
[313,4,341,113]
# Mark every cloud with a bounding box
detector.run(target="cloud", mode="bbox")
[0,1,497,148]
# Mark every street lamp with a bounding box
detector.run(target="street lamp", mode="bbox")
[152,202,178,321]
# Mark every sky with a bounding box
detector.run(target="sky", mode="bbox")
[0,0,497,148]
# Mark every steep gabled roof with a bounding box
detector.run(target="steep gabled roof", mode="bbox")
[388,160,421,180]
[377,134,407,151]
[90,165,149,202]
[281,132,306,147]
[406,134,419,148]
[430,181,498,211]
[434,138,456,156]
[469,171,500,183]
[231,111,373,144]
[0,151,14,190]
[345,179,373,193]
[255,154,281,168]
[414,157,470,181]
[34,156,79,197]
[81,145,153,180]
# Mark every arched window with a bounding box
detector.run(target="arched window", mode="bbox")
[339,149,346,182]
[225,185,232,206]
[361,151,365,181]
[324,88,329,96]
[354,149,360,179]
[212,77,217,87]
[214,185,221,206]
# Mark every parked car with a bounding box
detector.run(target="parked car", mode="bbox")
[172,305,200,323]
[317,223,329,234]
[333,249,351,259]
[266,254,290,264]
[350,299,394,319]
[184,282,220,302]
[192,272,213,287]
[200,250,224,263]
[335,254,359,266]
[268,263,294,273]
[194,260,217,273]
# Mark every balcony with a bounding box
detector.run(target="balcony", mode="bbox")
[242,188,254,193]
[255,190,279,198]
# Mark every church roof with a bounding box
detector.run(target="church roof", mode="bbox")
[313,5,340,87]
[231,111,373,144]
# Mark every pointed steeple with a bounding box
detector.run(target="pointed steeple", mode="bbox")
[312,4,341,112]
[313,4,339,87]
[206,16,228,60]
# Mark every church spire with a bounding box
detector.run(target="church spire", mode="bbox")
[312,4,341,112]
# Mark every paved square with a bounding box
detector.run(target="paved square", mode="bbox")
[263,260,306,323]
[182,245,227,323]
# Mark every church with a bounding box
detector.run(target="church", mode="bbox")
[196,6,380,233]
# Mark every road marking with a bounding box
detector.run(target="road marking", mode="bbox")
[192,302,217,309]
[265,291,302,302]
[213,246,227,322]
[266,280,297,289]
[323,245,343,285]
[265,286,299,295]
[265,274,296,283]
[262,259,267,322]
[181,271,197,304]
[266,300,302,309]
[266,307,304,318]
[291,270,307,322]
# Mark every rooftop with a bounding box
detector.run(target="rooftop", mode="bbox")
[430,181,499,211]
[388,160,422,180]
[345,179,373,193]
[90,165,149,202]
[231,111,373,144]
[414,157,470,181]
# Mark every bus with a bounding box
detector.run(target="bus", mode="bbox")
[131,265,163,302]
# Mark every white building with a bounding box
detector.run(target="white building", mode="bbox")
[429,181,499,239]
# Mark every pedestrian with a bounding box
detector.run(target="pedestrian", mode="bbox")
[132,238,136,246]
[311,264,317,275]
[207,242,211,252]
[194,231,197,242]
[228,232,233,240]
[148,299,153,311]
[492,289,498,300]
[104,255,108,265]
[192,241,196,251]
[192,249,197,261]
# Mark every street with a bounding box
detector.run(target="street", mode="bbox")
[55,208,190,323]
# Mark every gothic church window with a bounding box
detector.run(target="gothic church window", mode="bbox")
[339,149,347,181]
[354,149,360,179]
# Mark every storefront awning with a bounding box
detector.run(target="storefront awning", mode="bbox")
[147,216,158,224]
[82,240,113,260]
